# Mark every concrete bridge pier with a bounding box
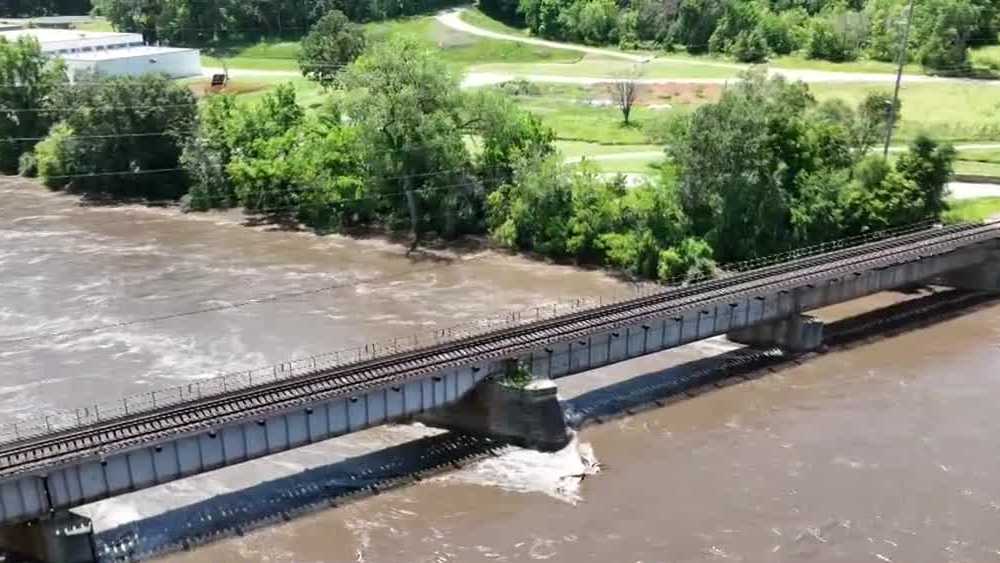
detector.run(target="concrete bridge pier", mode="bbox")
[0,511,96,563]
[727,314,825,353]
[416,374,570,452]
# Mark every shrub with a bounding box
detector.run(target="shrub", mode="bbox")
[17,152,37,178]
[732,28,771,62]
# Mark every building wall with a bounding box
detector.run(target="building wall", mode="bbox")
[64,49,201,79]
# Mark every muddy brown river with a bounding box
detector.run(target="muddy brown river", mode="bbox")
[3,180,1000,563]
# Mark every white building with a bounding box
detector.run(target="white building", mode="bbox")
[0,28,201,79]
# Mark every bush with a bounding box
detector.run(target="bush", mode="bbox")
[657,237,716,281]
[918,0,981,71]
[758,8,808,55]
[17,152,37,178]
[805,11,866,61]
[479,0,523,25]
[561,0,619,45]
[617,9,640,49]
[499,78,543,96]
[298,10,366,88]
[732,28,771,62]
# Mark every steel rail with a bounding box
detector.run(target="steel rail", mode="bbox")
[0,222,996,478]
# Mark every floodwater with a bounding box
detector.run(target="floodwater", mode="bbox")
[3,180,1000,563]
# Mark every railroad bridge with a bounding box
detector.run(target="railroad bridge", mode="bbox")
[3,221,1000,562]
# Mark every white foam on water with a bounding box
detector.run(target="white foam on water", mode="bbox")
[435,433,600,504]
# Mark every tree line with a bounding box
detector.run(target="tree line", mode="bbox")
[482,0,1000,71]
[0,0,91,17]
[89,0,463,44]
[1,16,957,281]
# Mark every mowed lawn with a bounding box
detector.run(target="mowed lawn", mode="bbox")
[201,41,303,71]
[472,56,741,80]
[954,148,1000,178]
[199,16,580,72]
[944,197,1000,223]
[811,82,1000,142]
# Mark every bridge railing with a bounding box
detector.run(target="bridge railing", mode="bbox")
[0,220,949,445]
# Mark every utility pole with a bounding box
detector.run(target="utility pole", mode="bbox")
[883,0,916,158]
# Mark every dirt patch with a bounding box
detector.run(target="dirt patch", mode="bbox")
[586,82,723,107]
[187,79,273,99]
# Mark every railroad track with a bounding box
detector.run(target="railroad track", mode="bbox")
[1,221,998,479]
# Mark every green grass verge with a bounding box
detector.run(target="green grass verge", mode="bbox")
[944,197,1000,223]
[556,141,664,174]
[555,140,661,158]
[770,55,918,75]
[954,148,1000,178]
[72,19,114,32]
[810,82,1000,143]
[970,44,1000,72]
[201,40,302,71]
[517,96,674,143]
[473,55,740,79]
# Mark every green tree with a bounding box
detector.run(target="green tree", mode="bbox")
[918,0,981,71]
[893,134,955,217]
[671,0,724,54]
[298,9,366,88]
[480,0,524,24]
[519,0,574,38]
[338,36,474,244]
[0,37,67,174]
[467,90,554,187]
[38,74,197,199]
[227,119,365,229]
[668,71,822,260]
[180,94,240,210]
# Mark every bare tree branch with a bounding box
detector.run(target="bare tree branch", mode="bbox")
[605,65,643,126]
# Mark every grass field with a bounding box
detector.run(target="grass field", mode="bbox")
[473,56,741,79]
[954,148,1000,178]
[770,55,917,75]
[970,44,1000,71]
[810,82,1000,143]
[201,41,302,71]
[944,197,1000,223]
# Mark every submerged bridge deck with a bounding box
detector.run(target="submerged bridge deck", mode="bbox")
[0,221,998,526]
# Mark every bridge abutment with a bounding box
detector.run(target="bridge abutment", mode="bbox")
[727,314,825,352]
[416,375,570,452]
[0,511,95,563]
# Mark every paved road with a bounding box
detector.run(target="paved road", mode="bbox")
[948,182,1000,200]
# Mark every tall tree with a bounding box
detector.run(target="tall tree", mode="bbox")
[36,74,197,199]
[605,67,642,125]
[298,9,366,88]
[0,37,67,174]
[338,36,473,246]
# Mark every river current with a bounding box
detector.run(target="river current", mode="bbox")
[3,180,1000,563]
